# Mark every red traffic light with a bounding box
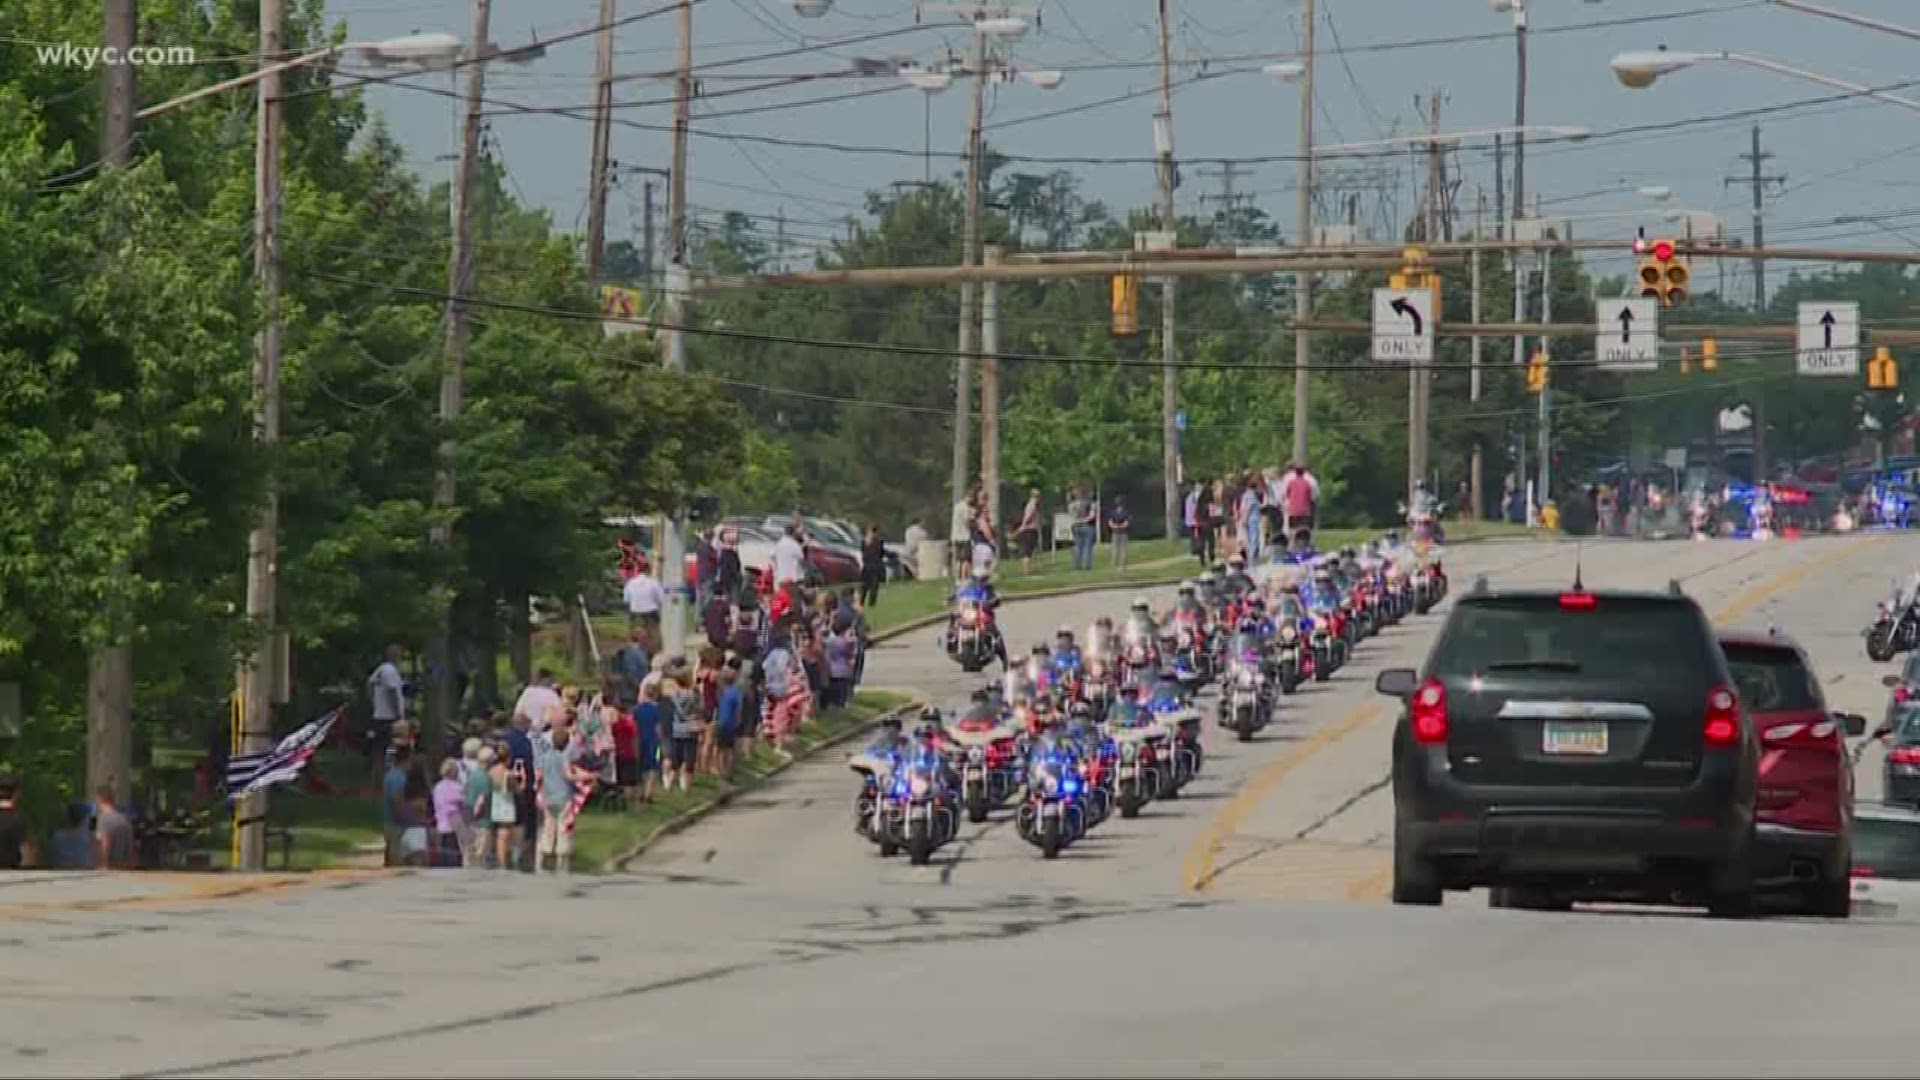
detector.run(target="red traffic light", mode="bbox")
[1651,238,1676,261]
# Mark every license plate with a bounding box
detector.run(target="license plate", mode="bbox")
[1542,720,1608,755]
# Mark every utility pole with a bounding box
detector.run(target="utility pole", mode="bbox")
[659,0,693,653]
[1470,188,1484,520]
[236,0,283,869]
[1510,1,1528,229]
[953,29,986,530]
[1537,243,1553,505]
[981,244,1002,520]
[1729,124,1785,481]
[1410,88,1443,503]
[90,0,138,811]
[1156,0,1180,539]
[584,0,617,281]
[429,0,491,743]
[642,176,656,288]
[1290,0,1317,467]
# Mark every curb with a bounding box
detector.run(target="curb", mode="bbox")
[609,700,924,872]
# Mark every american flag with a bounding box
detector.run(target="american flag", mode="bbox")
[226,707,343,800]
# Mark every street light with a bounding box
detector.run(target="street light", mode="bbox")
[1610,48,1920,112]
[1263,60,1305,82]
[1314,124,1587,155]
[135,32,463,119]
[794,0,833,15]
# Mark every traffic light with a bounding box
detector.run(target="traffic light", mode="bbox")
[1869,345,1899,390]
[1110,273,1138,336]
[1701,338,1717,372]
[1637,237,1689,307]
[1390,247,1442,312]
[1526,350,1549,394]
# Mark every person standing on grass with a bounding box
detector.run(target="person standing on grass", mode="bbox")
[859,524,886,608]
[365,644,407,782]
[1106,495,1131,570]
[432,759,466,867]
[632,681,665,804]
[91,785,135,870]
[713,665,744,779]
[663,677,704,794]
[535,727,580,873]
[622,558,666,653]
[1015,489,1042,575]
[487,745,521,870]
[825,622,857,710]
[465,744,496,865]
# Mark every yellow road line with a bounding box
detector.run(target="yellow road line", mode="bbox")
[1182,703,1384,892]
[1341,533,1890,902]
[0,869,393,923]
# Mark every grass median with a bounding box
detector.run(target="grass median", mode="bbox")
[193,690,909,873]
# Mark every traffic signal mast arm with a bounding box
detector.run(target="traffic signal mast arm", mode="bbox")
[1287,319,1920,346]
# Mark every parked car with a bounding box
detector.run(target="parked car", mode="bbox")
[1849,805,1920,919]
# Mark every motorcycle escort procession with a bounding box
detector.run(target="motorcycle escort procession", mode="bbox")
[849,526,1442,863]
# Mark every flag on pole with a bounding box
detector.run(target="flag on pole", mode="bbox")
[226,707,342,800]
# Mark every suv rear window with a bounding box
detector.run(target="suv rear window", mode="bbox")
[1428,596,1712,684]
[1721,643,1822,712]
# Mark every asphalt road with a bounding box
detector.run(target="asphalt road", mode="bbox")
[8,533,1920,1077]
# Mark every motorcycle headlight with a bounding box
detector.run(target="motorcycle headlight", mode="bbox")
[968,746,984,763]
[910,775,931,797]
[1281,626,1298,641]
[1237,669,1257,687]
[1043,773,1060,794]
[961,609,978,626]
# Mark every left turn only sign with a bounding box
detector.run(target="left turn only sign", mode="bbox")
[1372,287,1435,363]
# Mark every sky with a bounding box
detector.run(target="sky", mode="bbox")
[320,0,1920,291]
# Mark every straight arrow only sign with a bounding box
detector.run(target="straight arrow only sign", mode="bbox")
[1797,300,1859,377]
[1595,298,1658,371]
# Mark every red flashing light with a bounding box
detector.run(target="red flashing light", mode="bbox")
[1558,591,1598,611]
[1703,684,1740,747]
[1411,679,1449,745]
[1652,239,1676,261]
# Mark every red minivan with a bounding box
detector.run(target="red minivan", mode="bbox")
[1718,629,1866,917]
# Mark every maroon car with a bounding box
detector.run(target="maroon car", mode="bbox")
[1719,628,1866,917]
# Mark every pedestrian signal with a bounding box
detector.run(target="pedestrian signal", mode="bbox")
[1869,346,1899,390]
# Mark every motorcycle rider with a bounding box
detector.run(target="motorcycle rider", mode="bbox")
[863,713,909,758]
[956,687,999,731]
[952,569,1010,669]
[1051,626,1085,677]
[908,711,963,795]
[1221,553,1257,603]
[1196,571,1224,610]
[1124,596,1160,644]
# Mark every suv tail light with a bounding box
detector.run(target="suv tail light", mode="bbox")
[1411,679,1449,744]
[1558,591,1598,611]
[1890,746,1920,766]
[1896,685,1914,705]
[1703,684,1740,747]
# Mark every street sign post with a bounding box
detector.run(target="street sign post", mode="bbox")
[1595,297,1659,371]
[1797,301,1860,376]
[1372,287,1434,363]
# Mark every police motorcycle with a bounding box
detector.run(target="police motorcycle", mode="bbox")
[1049,626,1089,708]
[1117,600,1161,691]
[1167,581,1217,685]
[1103,698,1166,818]
[1867,576,1920,662]
[1016,717,1091,859]
[1269,588,1311,693]
[947,692,1024,824]
[1141,676,1203,796]
[848,715,908,845]
[942,570,1006,673]
[870,713,961,863]
[1080,618,1121,721]
[1062,708,1115,827]
[1411,545,1447,614]
[1217,622,1275,742]
[1302,565,1348,681]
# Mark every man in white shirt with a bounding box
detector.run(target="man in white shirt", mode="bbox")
[623,565,666,650]
[773,525,808,588]
[513,669,565,732]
